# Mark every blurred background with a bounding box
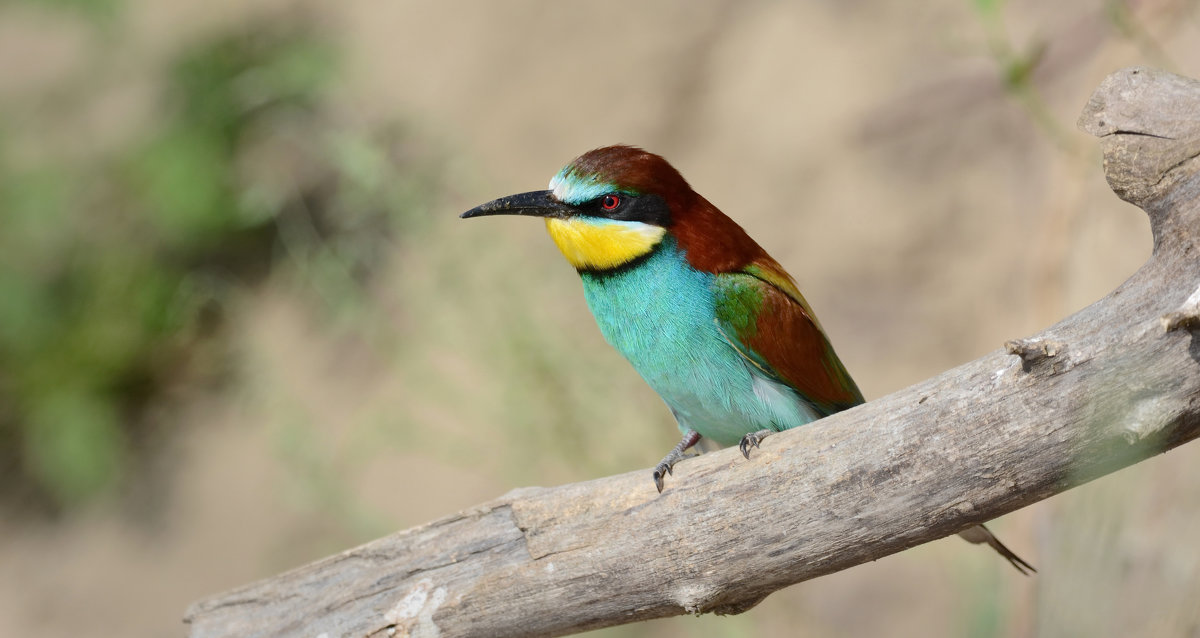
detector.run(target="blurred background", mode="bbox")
[1,0,1199,636]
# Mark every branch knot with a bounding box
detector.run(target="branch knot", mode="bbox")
[1162,285,1200,332]
[1005,338,1067,373]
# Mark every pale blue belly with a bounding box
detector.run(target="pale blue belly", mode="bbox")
[579,241,818,446]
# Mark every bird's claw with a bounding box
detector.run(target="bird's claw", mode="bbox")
[738,434,759,459]
[653,429,702,494]
[652,463,672,493]
[739,430,770,459]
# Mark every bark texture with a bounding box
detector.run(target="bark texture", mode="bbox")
[185,67,1200,638]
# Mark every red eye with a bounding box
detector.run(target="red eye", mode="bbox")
[601,194,621,210]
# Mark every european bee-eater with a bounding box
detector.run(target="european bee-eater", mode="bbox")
[462,145,1034,574]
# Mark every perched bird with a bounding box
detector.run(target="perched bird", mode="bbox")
[462,145,1035,575]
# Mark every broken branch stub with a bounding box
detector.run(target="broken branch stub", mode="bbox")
[185,67,1200,638]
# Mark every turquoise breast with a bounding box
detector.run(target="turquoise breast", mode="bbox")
[578,238,818,446]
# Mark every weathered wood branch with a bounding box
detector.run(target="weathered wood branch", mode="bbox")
[185,67,1200,638]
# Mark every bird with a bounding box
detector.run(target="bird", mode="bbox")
[461,145,1035,575]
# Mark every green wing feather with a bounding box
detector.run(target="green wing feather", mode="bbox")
[712,261,863,417]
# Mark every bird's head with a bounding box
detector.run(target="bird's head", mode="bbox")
[461,145,696,272]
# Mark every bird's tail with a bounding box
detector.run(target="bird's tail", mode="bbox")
[957,524,1037,575]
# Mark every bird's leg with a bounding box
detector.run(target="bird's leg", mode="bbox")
[739,428,775,459]
[653,429,702,493]
[958,524,1037,575]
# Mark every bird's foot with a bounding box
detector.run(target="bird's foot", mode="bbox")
[739,429,774,459]
[653,429,702,493]
[652,449,701,493]
[651,459,675,494]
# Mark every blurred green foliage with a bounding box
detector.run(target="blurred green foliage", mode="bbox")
[968,0,1179,156]
[9,0,122,21]
[0,17,430,514]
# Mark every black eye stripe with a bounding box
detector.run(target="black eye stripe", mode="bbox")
[583,193,670,227]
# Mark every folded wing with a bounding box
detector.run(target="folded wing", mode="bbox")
[712,261,864,417]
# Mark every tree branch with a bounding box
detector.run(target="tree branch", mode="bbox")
[184,67,1200,638]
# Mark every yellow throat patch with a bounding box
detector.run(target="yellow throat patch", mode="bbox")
[544,217,666,271]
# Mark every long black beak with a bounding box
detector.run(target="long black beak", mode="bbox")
[460,190,575,219]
